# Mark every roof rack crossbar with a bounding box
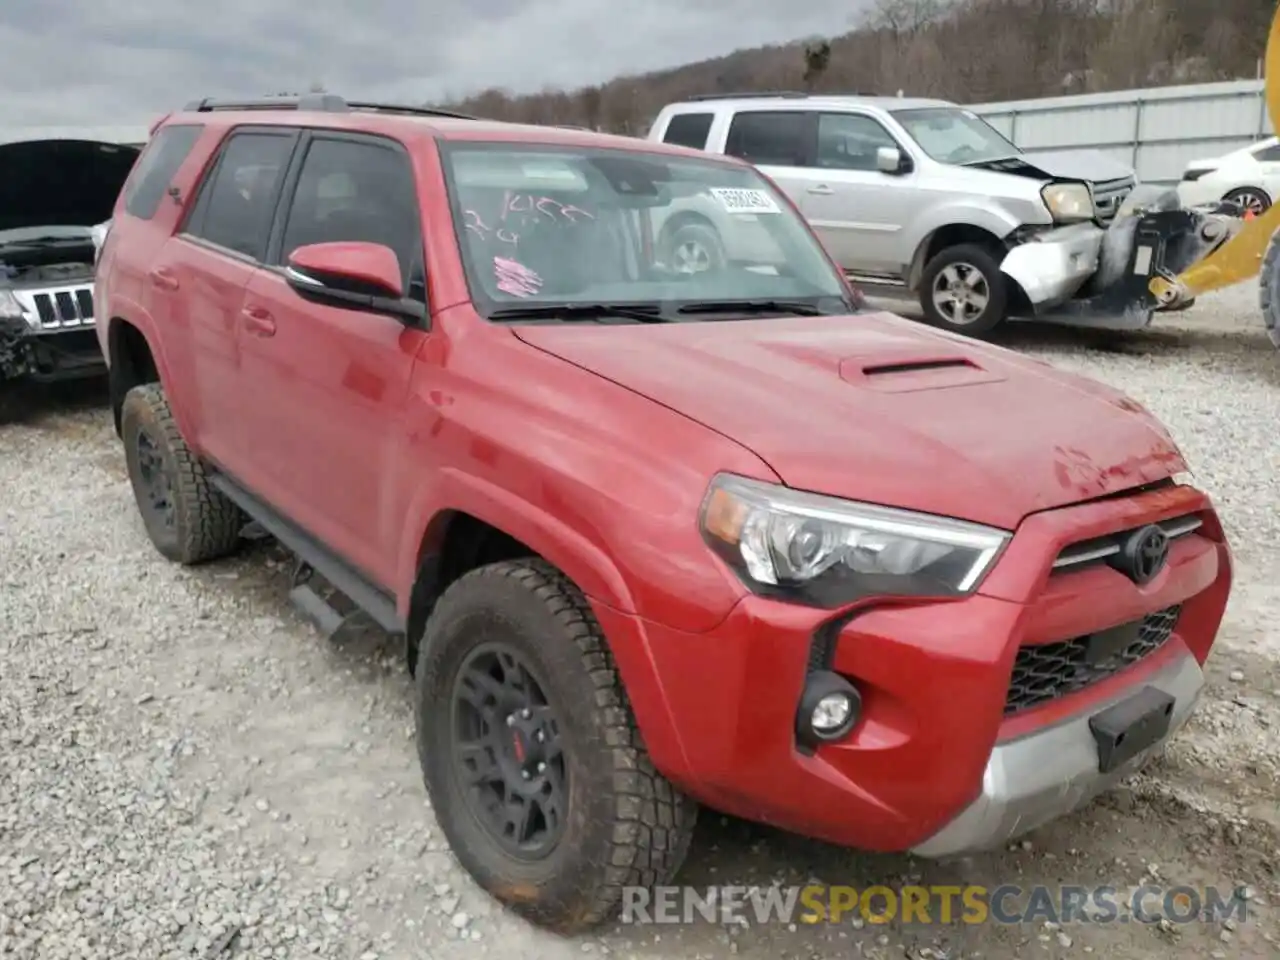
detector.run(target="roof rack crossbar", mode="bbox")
[181,94,477,121]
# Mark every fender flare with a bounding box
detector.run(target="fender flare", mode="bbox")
[396,466,637,618]
[396,469,695,780]
[105,302,194,440]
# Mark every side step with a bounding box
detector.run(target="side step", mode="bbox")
[285,557,381,643]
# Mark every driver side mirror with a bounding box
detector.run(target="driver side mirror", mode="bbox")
[285,241,426,323]
[876,146,911,175]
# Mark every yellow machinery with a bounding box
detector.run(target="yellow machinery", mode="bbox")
[1146,4,1280,346]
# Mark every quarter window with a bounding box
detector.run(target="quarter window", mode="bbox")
[122,124,204,221]
[662,113,714,150]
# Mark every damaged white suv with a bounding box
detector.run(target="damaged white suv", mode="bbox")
[648,93,1239,336]
[0,138,138,384]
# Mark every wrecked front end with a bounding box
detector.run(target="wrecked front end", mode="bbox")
[0,137,138,384]
[0,226,110,383]
[1000,185,1243,330]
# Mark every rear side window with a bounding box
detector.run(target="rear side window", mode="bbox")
[725,111,808,166]
[662,113,714,150]
[185,131,295,261]
[121,124,204,220]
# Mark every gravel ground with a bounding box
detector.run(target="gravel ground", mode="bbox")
[1,285,1278,960]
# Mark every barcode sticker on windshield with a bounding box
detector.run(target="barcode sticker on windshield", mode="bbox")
[709,187,781,215]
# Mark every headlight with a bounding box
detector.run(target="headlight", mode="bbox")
[0,289,27,323]
[1041,182,1095,222]
[699,474,1011,608]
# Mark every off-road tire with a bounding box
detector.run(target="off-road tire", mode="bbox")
[919,243,1008,337]
[415,558,698,933]
[120,383,245,564]
[1259,228,1280,349]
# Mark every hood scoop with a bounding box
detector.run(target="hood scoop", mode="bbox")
[840,350,1006,392]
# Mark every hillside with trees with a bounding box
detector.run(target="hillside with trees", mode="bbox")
[435,0,1274,134]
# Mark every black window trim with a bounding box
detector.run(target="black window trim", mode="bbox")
[724,109,817,168]
[177,125,304,266]
[813,110,912,172]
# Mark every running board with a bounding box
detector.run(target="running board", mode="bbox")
[208,470,406,638]
[846,272,907,288]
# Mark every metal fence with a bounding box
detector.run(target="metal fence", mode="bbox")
[968,79,1273,185]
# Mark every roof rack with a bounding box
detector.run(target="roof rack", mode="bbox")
[181,94,476,121]
[684,91,811,102]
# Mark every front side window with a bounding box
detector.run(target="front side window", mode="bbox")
[816,114,900,171]
[441,143,853,320]
[277,136,424,300]
[891,107,1020,165]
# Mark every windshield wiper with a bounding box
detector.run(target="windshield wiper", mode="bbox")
[675,299,832,317]
[487,302,669,324]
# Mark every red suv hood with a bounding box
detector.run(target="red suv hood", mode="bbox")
[512,311,1185,530]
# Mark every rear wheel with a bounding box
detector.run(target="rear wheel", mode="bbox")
[120,383,245,564]
[919,243,1008,336]
[659,219,726,276]
[415,558,697,933]
[1224,186,1271,218]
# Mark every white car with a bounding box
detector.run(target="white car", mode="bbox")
[1176,137,1280,215]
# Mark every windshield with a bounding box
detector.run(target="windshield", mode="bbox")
[891,107,1020,165]
[441,143,854,319]
[0,225,92,246]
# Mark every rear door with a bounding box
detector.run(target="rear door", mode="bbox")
[164,128,300,473]
[235,130,430,585]
[720,109,817,209]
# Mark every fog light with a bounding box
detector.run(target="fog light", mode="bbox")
[795,670,862,748]
[811,692,852,731]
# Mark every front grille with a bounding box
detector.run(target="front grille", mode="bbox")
[1004,605,1181,716]
[1093,176,1135,222]
[1052,513,1202,574]
[19,286,95,329]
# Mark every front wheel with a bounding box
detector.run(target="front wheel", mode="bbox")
[919,244,1008,336]
[1258,228,1280,348]
[414,558,697,933]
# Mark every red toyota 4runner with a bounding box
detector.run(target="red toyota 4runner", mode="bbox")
[95,94,1232,933]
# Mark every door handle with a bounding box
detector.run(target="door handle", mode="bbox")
[148,268,179,291]
[807,184,834,195]
[240,306,276,337]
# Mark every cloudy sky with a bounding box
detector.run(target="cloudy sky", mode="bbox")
[0,0,874,127]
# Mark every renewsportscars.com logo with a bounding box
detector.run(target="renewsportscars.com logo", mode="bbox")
[620,884,1253,927]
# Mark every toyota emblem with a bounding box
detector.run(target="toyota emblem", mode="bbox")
[1115,524,1169,585]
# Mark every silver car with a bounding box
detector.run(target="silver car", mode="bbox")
[646,94,1235,336]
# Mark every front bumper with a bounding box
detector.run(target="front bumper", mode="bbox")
[911,647,1202,856]
[595,483,1231,855]
[997,190,1244,329]
[999,221,1104,309]
[1,281,104,382]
